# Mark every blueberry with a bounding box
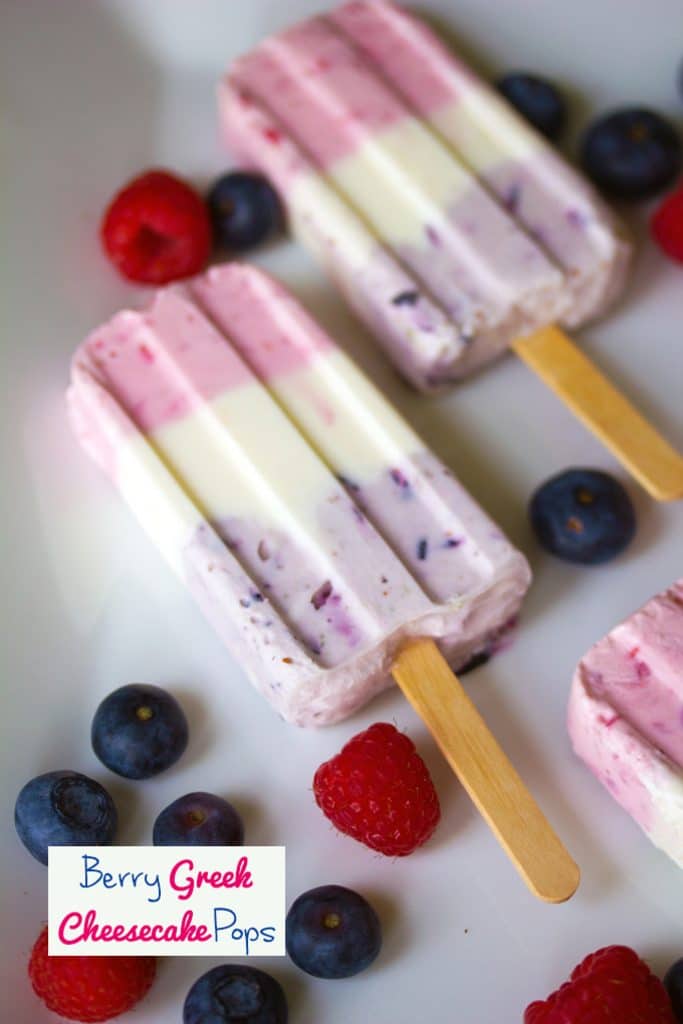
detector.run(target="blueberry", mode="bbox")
[183,964,287,1024]
[664,958,683,1022]
[14,770,117,865]
[207,172,282,251]
[496,72,567,140]
[580,108,682,200]
[91,683,189,780]
[153,792,244,846]
[286,884,381,979]
[529,468,636,565]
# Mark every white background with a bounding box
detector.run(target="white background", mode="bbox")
[2,1,682,1021]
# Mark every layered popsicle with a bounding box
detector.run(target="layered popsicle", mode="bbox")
[68,264,530,727]
[568,581,683,867]
[220,2,683,502]
[220,0,631,390]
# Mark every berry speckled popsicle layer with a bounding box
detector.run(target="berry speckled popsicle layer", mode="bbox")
[219,0,632,391]
[568,580,683,867]
[68,264,530,725]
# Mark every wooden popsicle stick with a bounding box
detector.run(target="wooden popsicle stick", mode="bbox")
[512,325,683,502]
[392,638,579,903]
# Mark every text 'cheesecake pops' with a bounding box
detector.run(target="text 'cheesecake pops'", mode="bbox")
[220,0,683,501]
[568,580,683,867]
[69,264,577,902]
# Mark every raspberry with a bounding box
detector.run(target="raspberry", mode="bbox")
[651,183,683,263]
[524,945,676,1023]
[100,169,211,284]
[28,926,156,1022]
[313,722,441,856]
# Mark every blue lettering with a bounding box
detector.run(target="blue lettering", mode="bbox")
[77,856,160,902]
[213,907,237,941]
[144,872,161,903]
[243,927,260,954]
[79,854,103,889]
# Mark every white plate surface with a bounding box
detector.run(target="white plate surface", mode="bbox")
[2,1,682,1020]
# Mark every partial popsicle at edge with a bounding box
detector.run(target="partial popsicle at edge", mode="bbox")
[219,0,683,501]
[68,263,577,900]
[568,579,683,868]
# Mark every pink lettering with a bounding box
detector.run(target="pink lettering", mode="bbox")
[169,858,195,901]
[169,856,253,901]
[54,909,212,945]
[58,911,85,945]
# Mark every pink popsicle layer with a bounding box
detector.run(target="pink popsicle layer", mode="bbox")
[75,266,332,434]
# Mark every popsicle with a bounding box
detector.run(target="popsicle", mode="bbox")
[219,0,683,502]
[568,580,683,867]
[69,263,578,901]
